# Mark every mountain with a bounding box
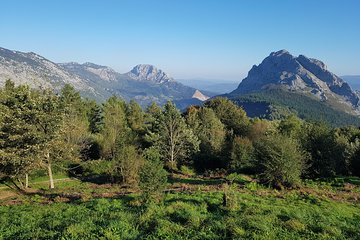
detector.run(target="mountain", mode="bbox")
[177,79,239,94]
[126,64,173,83]
[227,50,360,126]
[60,62,212,105]
[0,47,98,98]
[0,47,211,107]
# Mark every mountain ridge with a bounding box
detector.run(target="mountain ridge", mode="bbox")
[0,47,210,106]
[229,50,360,115]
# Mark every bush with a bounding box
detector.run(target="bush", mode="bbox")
[229,136,255,173]
[254,134,305,188]
[139,148,168,203]
[114,145,143,186]
[179,165,195,176]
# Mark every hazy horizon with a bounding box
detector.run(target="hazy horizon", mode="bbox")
[1,0,359,81]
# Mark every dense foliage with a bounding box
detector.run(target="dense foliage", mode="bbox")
[230,88,360,127]
[1,80,360,191]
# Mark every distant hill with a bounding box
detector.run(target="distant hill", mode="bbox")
[0,47,211,107]
[225,50,360,126]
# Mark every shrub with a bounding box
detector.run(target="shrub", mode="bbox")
[179,165,195,176]
[229,136,255,173]
[254,134,306,188]
[139,148,168,203]
[114,145,143,186]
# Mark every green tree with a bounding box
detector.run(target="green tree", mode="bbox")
[186,106,226,170]
[33,88,64,189]
[59,84,90,160]
[139,147,168,203]
[229,136,254,173]
[86,99,104,134]
[278,114,303,138]
[126,100,145,147]
[254,134,305,188]
[147,101,199,170]
[0,81,40,188]
[126,100,145,132]
[101,96,129,159]
[113,145,143,186]
[301,122,340,177]
[204,97,250,136]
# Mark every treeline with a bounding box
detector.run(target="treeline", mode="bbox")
[1,80,360,195]
[231,89,360,127]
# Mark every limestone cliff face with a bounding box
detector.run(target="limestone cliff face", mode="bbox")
[231,50,360,110]
[126,64,174,84]
[0,47,96,95]
[0,47,208,106]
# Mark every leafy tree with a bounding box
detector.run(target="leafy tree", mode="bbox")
[32,88,64,189]
[144,102,163,133]
[229,136,254,173]
[254,134,306,188]
[248,118,272,141]
[0,81,68,189]
[86,99,104,134]
[59,84,90,160]
[278,114,303,138]
[113,145,143,186]
[147,101,199,170]
[0,81,40,188]
[126,100,146,147]
[139,147,168,203]
[101,96,129,159]
[186,106,226,170]
[301,122,342,177]
[204,97,250,136]
[126,100,145,132]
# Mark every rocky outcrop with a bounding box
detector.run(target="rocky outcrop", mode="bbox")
[0,47,95,94]
[231,50,360,110]
[126,64,174,83]
[0,47,205,107]
[192,90,209,101]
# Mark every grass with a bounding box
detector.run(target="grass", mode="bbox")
[0,174,359,239]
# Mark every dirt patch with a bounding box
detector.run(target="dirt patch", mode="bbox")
[0,190,18,200]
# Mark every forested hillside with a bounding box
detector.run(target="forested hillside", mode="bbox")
[1,81,359,239]
[228,88,360,127]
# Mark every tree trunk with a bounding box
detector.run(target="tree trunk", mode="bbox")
[25,173,29,188]
[48,163,54,189]
[46,151,54,189]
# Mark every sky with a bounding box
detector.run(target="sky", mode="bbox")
[0,0,359,81]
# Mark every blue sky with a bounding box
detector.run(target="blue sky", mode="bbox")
[1,0,359,80]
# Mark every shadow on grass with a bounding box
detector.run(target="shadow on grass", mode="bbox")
[168,177,224,186]
[77,174,115,185]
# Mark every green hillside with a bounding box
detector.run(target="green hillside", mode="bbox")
[227,89,360,127]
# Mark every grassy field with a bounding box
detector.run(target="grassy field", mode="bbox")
[0,174,359,239]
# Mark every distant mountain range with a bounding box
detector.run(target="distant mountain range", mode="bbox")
[1,46,360,126]
[226,50,360,126]
[0,47,212,107]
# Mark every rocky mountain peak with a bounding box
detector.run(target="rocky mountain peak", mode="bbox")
[270,49,291,57]
[231,50,360,111]
[127,64,174,83]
